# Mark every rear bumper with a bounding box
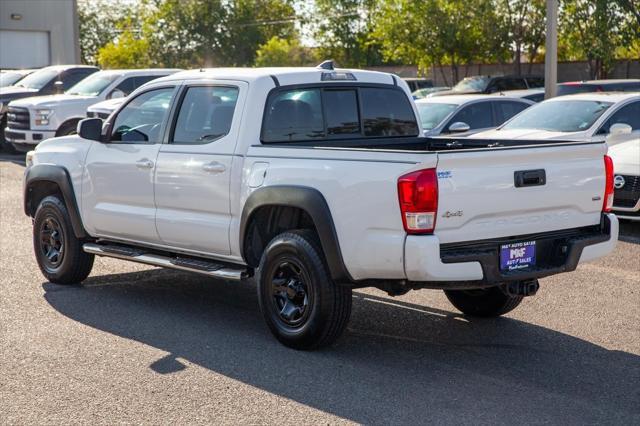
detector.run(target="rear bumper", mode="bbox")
[404,214,618,286]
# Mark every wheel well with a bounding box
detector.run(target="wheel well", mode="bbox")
[55,118,82,136]
[243,205,316,267]
[26,181,63,216]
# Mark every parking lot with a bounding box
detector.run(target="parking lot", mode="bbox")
[1,153,639,424]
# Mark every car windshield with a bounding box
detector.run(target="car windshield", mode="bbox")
[13,69,57,90]
[502,100,613,132]
[452,76,490,93]
[417,103,458,130]
[66,73,120,96]
[0,71,27,87]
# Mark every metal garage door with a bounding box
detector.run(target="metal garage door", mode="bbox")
[0,30,50,69]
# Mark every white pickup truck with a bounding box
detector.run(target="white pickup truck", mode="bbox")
[24,65,618,349]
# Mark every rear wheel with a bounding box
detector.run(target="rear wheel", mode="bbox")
[444,286,523,317]
[33,195,94,284]
[257,230,352,350]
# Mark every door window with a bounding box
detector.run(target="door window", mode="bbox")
[171,86,239,144]
[114,77,136,96]
[597,101,640,134]
[444,102,493,131]
[61,69,94,90]
[494,101,530,124]
[110,88,174,143]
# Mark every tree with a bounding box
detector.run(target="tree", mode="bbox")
[495,0,546,74]
[97,27,151,69]
[255,36,318,66]
[77,0,138,64]
[313,0,386,67]
[560,0,628,78]
[374,0,504,85]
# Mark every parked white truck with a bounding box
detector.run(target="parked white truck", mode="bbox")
[23,65,618,349]
[6,69,179,152]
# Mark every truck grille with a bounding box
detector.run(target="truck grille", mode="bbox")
[7,106,30,130]
[613,175,640,209]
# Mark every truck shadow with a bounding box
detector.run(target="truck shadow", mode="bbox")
[0,152,26,166]
[619,220,640,244]
[43,269,639,424]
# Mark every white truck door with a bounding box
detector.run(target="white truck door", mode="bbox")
[82,86,177,243]
[154,81,247,255]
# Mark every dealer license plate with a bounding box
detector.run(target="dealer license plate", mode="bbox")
[500,241,536,271]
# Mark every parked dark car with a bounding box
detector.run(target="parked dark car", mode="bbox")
[0,65,98,151]
[557,79,640,96]
[433,75,544,97]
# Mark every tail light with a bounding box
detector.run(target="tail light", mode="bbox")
[603,155,614,212]
[398,168,438,234]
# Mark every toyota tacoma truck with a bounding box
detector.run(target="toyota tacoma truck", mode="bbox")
[23,64,619,349]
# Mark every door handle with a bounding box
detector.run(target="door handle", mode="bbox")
[514,169,546,187]
[202,161,226,173]
[135,159,154,169]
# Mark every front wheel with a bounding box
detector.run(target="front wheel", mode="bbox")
[444,286,523,317]
[33,195,94,284]
[257,230,352,350]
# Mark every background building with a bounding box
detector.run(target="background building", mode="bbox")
[0,0,80,69]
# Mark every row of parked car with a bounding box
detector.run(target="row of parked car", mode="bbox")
[0,65,180,153]
[405,76,640,222]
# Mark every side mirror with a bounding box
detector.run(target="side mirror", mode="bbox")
[77,118,103,142]
[448,121,471,133]
[54,81,64,94]
[609,123,632,136]
[108,89,126,100]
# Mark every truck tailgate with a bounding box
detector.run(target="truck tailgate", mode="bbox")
[434,142,607,244]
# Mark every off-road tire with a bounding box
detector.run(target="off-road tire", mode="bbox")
[444,286,523,317]
[257,230,352,350]
[33,195,94,284]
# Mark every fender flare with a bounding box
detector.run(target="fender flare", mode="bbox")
[239,185,352,283]
[24,164,87,238]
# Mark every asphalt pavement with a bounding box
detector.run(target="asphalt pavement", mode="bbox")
[1,154,639,425]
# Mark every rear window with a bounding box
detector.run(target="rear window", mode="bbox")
[261,86,419,143]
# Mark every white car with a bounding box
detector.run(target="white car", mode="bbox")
[24,65,617,349]
[609,139,640,221]
[416,94,533,136]
[86,97,125,120]
[5,69,180,152]
[470,93,640,145]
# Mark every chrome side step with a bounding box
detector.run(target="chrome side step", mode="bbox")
[83,243,249,281]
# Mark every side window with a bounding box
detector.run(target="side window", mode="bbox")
[360,87,419,136]
[114,77,136,96]
[526,77,544,88]
[488,78,527,93]
[445,102,493,131]
[134,75,162,90]
[262,89,324,142]
[172,86,239,144]
[494,101,530,125]
[110,88,174,143]
[598,102,640,134]
[323,89,360,137]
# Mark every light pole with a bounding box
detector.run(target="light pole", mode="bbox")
[545,0,558,99]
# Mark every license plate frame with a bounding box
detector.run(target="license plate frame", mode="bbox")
[500,241,536,271]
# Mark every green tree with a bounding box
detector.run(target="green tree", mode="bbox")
[77,0,138,64]
[255,36,318,66]
[495,0,546,74]
[560,0,627,78]
[97,27,151,69]
[313,0,386,67]
[374,0,504,85]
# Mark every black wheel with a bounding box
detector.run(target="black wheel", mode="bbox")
[0,117,16,153]
[257,230,352,350]
[33,195,94,284]
[444,286,523,317]
[56,121,78,137]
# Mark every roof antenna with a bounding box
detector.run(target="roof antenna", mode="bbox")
[317,60,335,70]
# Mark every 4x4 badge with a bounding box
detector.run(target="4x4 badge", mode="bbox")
[442,210,463,218]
